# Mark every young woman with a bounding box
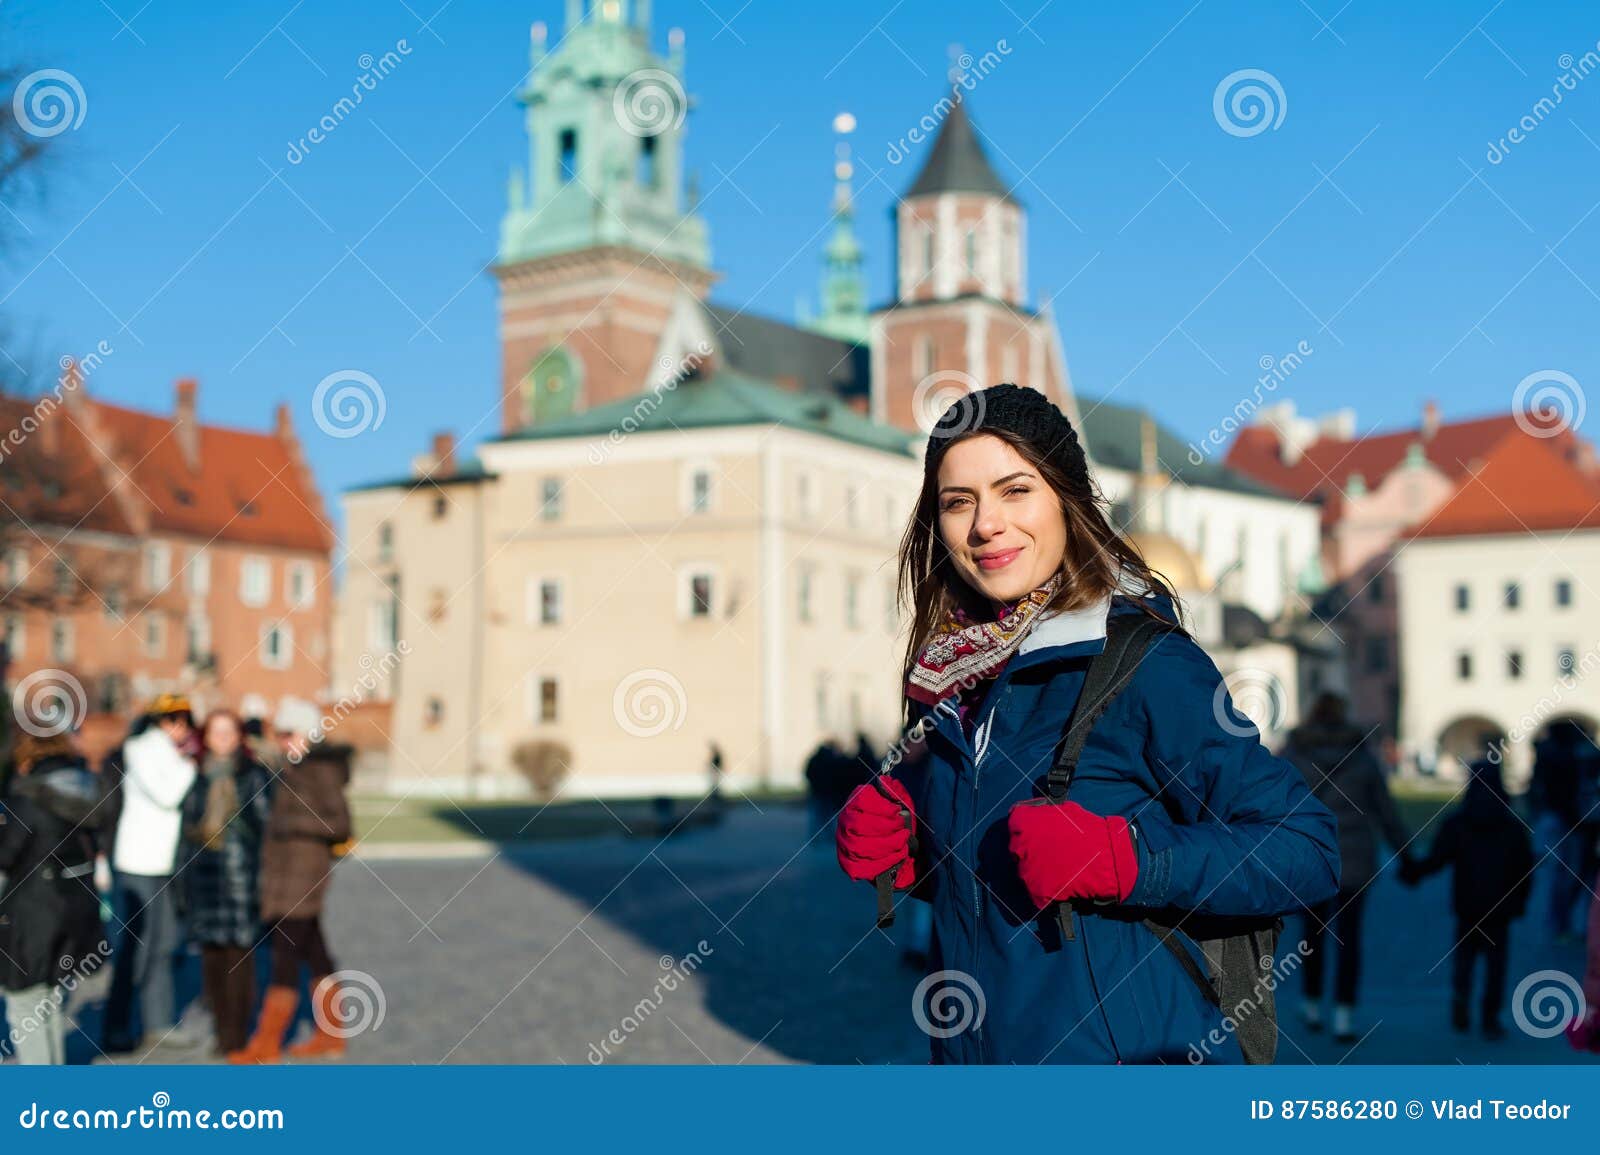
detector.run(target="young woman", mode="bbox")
[0,732,108,1065]
[229,698,352,1064]
[835,383,1340,1064]
[179,710,273,1055]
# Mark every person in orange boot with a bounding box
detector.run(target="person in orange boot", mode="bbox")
[226,986,297,1064]
[228,699,354,1063]
[288,975,346,1057]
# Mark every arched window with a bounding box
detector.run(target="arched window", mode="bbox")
[524,346,582,426]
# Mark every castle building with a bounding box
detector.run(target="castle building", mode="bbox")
[335,0,1328,796]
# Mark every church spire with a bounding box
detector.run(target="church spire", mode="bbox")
[808,112,869,344]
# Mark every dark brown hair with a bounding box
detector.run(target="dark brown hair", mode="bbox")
[895,427,1179,721]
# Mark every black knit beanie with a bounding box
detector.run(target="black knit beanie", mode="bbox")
[924,382,1089,488]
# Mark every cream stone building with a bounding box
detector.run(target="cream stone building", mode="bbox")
[333,0,1335,796]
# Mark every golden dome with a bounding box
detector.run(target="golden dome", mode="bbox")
[1127,531,1210,592]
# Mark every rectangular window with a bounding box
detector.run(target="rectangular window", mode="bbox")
[845,571,861,630]
[964,230,977,276]
[815,672,829,730]
[186,615,211,664]
[240,556,271,607]
[690,469,712,514]
[105,587,125,622]
[1555,578,1573,608]
[5,547,27,587]
[541,477,563,521]
[1456,650,1473,681]
[260,622,293,670]
[368,600,396,652]
[1506,649,1523,679]
[1454,583,1470,612]
[539,579,562,626]
[378,521,395,564]
[54,558,74,597]
[50,618,73,663]
[144,615,165,658]
[3,614,24,659]
[531,676,559,724]
[797,564,814,624]
[143,542,171,590]
[188,548,210,596]
[689,573,713,619]
[559,128,578,184]
[1503,581,1520,609]
[287,561,315,609]
[921,229,934,277]
[846,482,862,529]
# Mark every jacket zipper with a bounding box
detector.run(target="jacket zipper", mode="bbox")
[967,681,1013,1063]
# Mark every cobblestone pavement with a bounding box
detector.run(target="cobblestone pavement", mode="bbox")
[18,802,1599,1065]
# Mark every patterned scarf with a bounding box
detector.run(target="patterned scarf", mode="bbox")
[193,753,239,851]
[906,573,1062,707]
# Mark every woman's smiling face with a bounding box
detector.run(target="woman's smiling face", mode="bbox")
[936,434,1068,605]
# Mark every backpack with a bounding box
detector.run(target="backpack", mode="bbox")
[1047,610,1283,1065]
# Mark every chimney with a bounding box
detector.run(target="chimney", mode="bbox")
[430,431,456,476]
[1421,399,1439,441]
[274,402,294,441]
[174,378,200,470]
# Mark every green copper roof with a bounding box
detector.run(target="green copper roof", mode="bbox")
[493,368,915,457]
[1077,394,1293,500]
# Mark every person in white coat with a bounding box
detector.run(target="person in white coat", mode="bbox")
[102,694,198,1051]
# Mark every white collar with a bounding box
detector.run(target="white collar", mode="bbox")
[1017,595,1113,656]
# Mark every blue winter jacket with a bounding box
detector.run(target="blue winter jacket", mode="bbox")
[894,592,1340,1064]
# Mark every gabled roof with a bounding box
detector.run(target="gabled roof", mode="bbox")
[1407,433,1600,538]
[493,368,915,457]
[0,392,332,553]
[704,303,868,402]
[905,96,1015,203]
[1077,394,1292,500]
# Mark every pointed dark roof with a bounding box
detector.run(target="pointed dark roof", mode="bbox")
[905,95,1014,202]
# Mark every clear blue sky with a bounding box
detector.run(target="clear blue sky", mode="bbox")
[4,0,1598,515]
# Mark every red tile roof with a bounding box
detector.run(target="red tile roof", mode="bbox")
[0,388,331,554]
[1407,432,1600,538]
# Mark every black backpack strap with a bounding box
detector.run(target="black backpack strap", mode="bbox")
[1046,612,1173,801]
[1142,919,1222,1007]
[1044,608,1174,942]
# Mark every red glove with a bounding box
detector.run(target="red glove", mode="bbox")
[836,779,915,890]
[1007,799,1138,908]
